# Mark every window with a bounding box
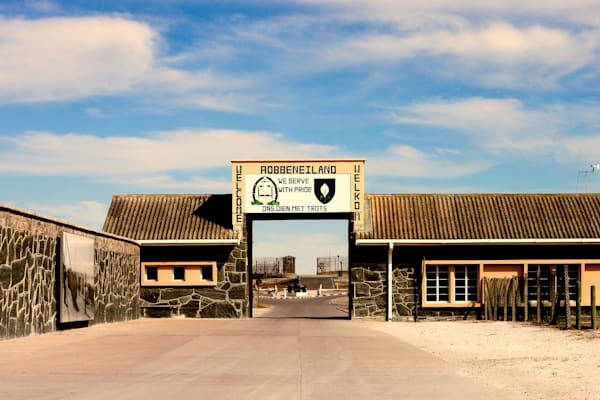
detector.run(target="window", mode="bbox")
[454,265,478,302]
[426,265,449,302]
[146,266,158,281]
[527,264,579,303]
[141,262,217,287]
[423,263,480,306]
[201,265,213,281]
[173,266,185,281]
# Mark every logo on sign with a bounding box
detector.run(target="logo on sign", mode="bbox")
[251,176,279,205]
[314,179,335,204]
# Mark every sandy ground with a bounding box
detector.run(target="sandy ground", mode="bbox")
[369,321,600,400]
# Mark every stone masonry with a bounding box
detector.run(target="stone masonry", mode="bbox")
[352,264,387,318]
[0,206,140,340]
[352,263,417,319]
[139,234,248,318]
[95,243,140,323]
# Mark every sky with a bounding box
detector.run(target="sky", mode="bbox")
[252,220,347,275]
[1,1,600,230]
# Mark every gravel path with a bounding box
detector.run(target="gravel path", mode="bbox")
[369,320,600,400]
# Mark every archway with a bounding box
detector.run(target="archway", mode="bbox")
[247,213,352,319]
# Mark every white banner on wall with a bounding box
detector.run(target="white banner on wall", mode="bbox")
[60,232,95,323]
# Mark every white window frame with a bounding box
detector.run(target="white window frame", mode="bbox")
[453,265,478,303]
[425,265,449,303]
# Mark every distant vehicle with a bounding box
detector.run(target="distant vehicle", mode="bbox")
[287,282,306,293]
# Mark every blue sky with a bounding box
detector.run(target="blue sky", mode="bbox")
[1,0,600,229]
[253,220,347,275]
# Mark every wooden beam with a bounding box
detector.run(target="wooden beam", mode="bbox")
[511,276,517,322]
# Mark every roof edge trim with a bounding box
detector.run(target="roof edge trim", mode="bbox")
[355,239,600,246]
[138,239,240,246]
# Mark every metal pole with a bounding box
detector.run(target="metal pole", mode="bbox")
[387,242,394,321]
[592,285,597,330]
[576,280,581,330]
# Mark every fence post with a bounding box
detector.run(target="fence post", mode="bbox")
[503,279,509,321]
[576,280,581,330]
[536,265,542,323]
[592,285,597,330]
[483,277,488,321]
[524,272,529,322]
[550,267,557,325]
[564,265,571,329]
[511,276,517,321]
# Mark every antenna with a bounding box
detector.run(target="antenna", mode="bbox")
[578,163,600,193]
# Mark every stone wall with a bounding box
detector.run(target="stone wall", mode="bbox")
[392,264,417,318]
[139,236,248,318]
[94,242,140,323]
[351,263,417,320]
[351,264,387,318]
[0,206,140,340]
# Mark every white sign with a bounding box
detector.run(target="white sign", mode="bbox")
[231,160,365,230]
[245,174,350,213]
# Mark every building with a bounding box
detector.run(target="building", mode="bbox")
[103,194,246,318]
[353,193,600,319]
[103,188,600,320]
[253,255,295,275]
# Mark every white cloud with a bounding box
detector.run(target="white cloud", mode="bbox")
[0,16,259,112]
[391,97,560,152]
[0,129,339,177]
[294,0,600,27]
[127,175,232,192]
[25,201,108,229]
[84,108,106,118]
[389,97,600,164]
[562,136,600,166]
[366,144,491,179]
[25,0,61,13]
[221,2,600,88]
[321,22,598,87]
[0,16,156,102]
[0,127,493,185]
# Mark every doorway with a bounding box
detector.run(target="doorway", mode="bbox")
[247,213,351,319]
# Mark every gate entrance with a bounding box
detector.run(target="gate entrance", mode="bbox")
[231,159,365,319]
[247,214,351,318]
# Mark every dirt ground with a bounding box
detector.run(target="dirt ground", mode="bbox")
[370,320,600,400]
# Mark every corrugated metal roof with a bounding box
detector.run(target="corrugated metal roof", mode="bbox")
[103,193,600,242]
[103,194,237,241]
[358,194,600,240]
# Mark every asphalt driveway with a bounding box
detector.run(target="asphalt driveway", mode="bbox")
[0,318,521,400]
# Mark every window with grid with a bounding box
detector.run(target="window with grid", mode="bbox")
[454,265,478,302]
[426,265,449,302]
[527,264,579,301]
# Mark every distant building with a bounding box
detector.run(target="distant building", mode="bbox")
[254,255,295,275]
[316,256,348,274]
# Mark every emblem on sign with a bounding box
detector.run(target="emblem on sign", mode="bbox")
[252,176,279,205]
[314,179,335,204]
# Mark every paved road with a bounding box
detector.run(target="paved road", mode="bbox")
[253,294,349,318]
[0,318,521,400]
